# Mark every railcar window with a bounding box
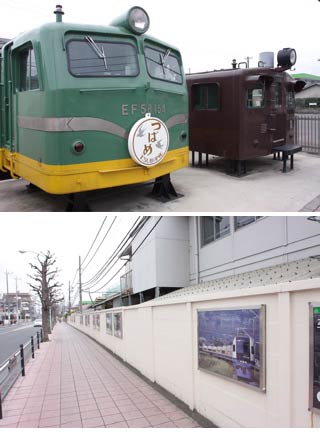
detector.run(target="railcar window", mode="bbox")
[287,91,295,109]
[247,88,264,108]
[144,46,183,84]
[193,84,219,110]
[275,82,282,107]
[19,47,39,91]
[201,216,230,247]
[234,216,263,230]
[67,39,139,77]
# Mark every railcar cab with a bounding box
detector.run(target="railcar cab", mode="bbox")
[187,48,305,174]
[0,5,188,195]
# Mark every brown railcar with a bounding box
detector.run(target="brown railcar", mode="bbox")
[187,58,305,174]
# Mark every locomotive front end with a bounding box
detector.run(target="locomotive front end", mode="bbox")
[1,6,189,195]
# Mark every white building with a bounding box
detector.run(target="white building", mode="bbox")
[126,216,320,301]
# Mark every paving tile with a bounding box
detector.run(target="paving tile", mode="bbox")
[107,420,128,428]
[126,417,151,427]
[0,415,21,426]
[146,413,171,426]
[166,409,190,421]
[153,420,178,427]
[61,413,81,424]
[60,405,80,416]
[40,409,61,419]
[38,416,60,427]
[81,408,102,420]
[102,413,125,426]
[174,417,200,427]
[17,419,40,427]
[82,416,105,428]
[139,406,163,416]
[99,406,120,416]
[62,420,83,428]
[19,411,41,422]
[117,403,138,413]
[121,409,144,421]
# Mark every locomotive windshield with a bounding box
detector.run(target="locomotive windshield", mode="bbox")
[145,46,183,84]
[235,337,251,361]
[67,38,139,77]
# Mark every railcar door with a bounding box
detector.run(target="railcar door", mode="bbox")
[271,80,286,145]
[1,42,14,151]
[243,82,271,157]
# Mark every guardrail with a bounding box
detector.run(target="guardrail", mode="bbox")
[0,329,43,419]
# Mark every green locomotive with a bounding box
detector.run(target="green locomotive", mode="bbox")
[0,5,188,195]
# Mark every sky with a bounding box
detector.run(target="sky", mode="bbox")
[0,213,138,305]
[0,0,319,75]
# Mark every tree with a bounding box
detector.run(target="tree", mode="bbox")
[27,251,64,342]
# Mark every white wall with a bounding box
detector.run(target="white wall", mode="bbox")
[69,277,320,428]
[189,216,320,283]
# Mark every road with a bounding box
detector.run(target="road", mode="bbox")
[0,323,42,365]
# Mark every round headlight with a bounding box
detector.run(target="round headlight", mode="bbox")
[128,7,150,34]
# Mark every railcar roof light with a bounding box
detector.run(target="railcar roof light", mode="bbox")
[128,7,149,34]
[110,6,150,35]
[277,48,297,69]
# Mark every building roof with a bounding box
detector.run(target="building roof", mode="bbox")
[291,73,320,81]
[150,256,320,304]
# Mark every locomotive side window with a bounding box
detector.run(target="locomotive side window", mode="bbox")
[200,216,230,246]
[247,87,264,108]
[287,90,295,109]
[193,84,219,110]
[144,46,183,84]
[275,82,282,107]
[67,39,139,77]
[19,46,39,91]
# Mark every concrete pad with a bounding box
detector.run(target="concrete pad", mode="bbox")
[0,152,319,211]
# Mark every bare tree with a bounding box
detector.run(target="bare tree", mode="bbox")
[27,251,64,342]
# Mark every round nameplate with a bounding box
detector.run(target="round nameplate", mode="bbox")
[128,114,169,167]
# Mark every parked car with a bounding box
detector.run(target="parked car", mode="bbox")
[33,319,42,327]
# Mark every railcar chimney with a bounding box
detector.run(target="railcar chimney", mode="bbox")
[231,59,237,69]
[54,5,64,22]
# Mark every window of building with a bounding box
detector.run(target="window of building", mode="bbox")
[275,82,282,107]
[193,83,219,110]
[247,87,264,108]
[67,39,139,77]
[234,216,263,230]
[19,46,39,91]
[144,46,183,84]
[201,216,230,246]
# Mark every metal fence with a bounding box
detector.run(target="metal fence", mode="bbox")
[295,114,320,154]
[0,330,43,419]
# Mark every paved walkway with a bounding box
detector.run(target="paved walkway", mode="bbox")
[0,324,200,428]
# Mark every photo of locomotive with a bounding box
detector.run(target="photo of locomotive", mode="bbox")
[0,6,188,199]
[187,49,306,175]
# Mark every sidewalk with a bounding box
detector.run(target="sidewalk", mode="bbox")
[0,323,201,428]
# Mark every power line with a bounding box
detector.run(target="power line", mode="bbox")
[81,216,107,267]
[85,217,162,295]
[81,216,144,290]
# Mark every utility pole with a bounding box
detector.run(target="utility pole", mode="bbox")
[79,256,83,314]
[15,276,20,324]
[5,270,11,323]
[68,281,71,313]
